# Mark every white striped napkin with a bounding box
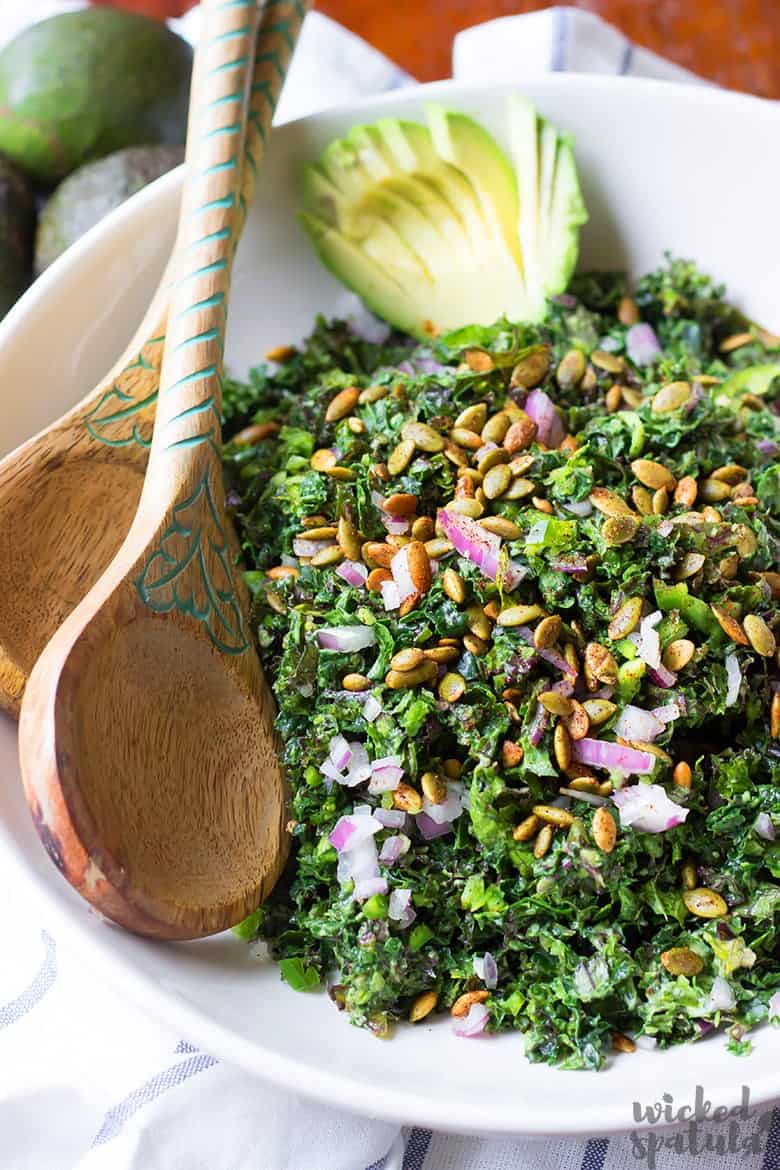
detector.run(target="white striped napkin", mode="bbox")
[2,6,777,1170]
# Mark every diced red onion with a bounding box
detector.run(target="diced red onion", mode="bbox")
[525,388,564,448]
[626,323,661,366]
[651,703,681,726]
[754,813,776,841]
[528,702,549,747]
[768,991,780,1020]
[685,383,704,413]
[473,952,498,989]
[368,766,404,793]
[503,560,528,590]
[351,803,372,816]
[612,782,689,832]
[615,705,664,744]
[702,976,735,1014]
[417,812,453,840]
[374,808,407,829]
[328,812,382,853]
[362,695,383,723]
[551,554,590,572]
[347,305,391,344]
[572,737,655,775]
[514,626,576,679]
[372,754,402,770]
[371,489,386,511]
[559,786,607,807]
[381,513,410,536]
[422,783,464,825]
[317,625,377,652]
[379,834,411,864]
[353,876,388,901]
[598,336,621,353]
[757,439,779,457]
[725,652,741,707]
[345,743,373,787]
[590,685,615,701]
[630,611,662,670]
[453,1002,490,1038]
[381,579,401,611]
[391,546,417,602]
[336,561,368,588]
[633,1034,658,1051]
[551,293,578,308]
[396,360,415,376]
[414,357,448,376]
[329,734,353,771]
[293,537,334,558]
[563,500,593,518]
[648,663,677,689]
[437,508,501,580]
[281,554,299,568]
[388,887,412,918]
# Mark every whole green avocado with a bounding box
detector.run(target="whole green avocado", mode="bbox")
[0,9,193,183]
[35,143,185,275]
[0,153,35,318]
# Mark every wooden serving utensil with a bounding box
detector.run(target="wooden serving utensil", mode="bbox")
[0,0,309,717]
[18,0,308,939]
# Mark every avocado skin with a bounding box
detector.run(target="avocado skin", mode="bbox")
[35,143,185,275]
[0,153,35,318]
[0,9,192,183]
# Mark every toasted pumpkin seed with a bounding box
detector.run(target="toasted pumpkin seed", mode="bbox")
[661,947,704,977]
[701,506,722,523]
[266,565,299,581]
[631,458,676,492]
[653,487,670,515]
[590,487,635,518]
[325,386,360,422]
[510,347,550,388]
[673,552,706,581]
[711,463,748,485]
[392,783,423,812]
[449,498,485,519]
[631,485,653,516]
[605,384,623,413]
[388,440,415,475]
[719,553,740,580]
[683,888,728,918]
[442,758,462,779]
[402,420,444,453]
[772,692,780,739]
[618,296,640,326]
[482,411,511,445]
[719,331,753,353]
[673,761,693,788]
[411,516,435,542]
[311,448,338,472]
[603,515,640,545]
[583,698,617,726]
[442,567,466,604]
[358,383,389,405]
[663,639,695,672]
[337,515,362,561]
[311,545,343,567]
[539,691,573,716]
[592,806,617,853]
[477,448,510,475]
[483,464,512,500]
[366,567,391,592]
[298,525,337,541]
[503,415,537,453]
[608,597,643,641]
[564,700,590,741]
[386,661,438,689]
[744,614,776,657]
[533,804,574,828]
[735,525,758,558]
[711,604,749,646]
[465,348,494,372]
[423,645,460,665]
[584,642,619,689]
[569,775,601,793]
[498,604,545,627]
[451,989,489,1017]
[391,647,425,672]
[591,349,625,374]
[502,739,524,768]
[409,990,437,1022]
[674,475,698,507]
[653,381,691,413]
[699,478,733,504]
[553,723,571,771]
[513,813,539,841]
[480,516,522,540]
[534,614,562,649]
[504,476,536,500]
[681,861,698,890]
[439,671,466,703]
[534,824,555,858]
[556,348,586,389]
[612,1032,636,1054]
[424,537,454,558]
[455,402,487,432]
[342,673,370,692]
[450,426,484,450]
[421,771,448,803]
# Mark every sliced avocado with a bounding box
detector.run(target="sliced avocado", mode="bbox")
[35,144,184,275]
[507,95,588,302]
[300,101,588,340]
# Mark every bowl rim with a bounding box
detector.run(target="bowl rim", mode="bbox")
[3,73,780,1137]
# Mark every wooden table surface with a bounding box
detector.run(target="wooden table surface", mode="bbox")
[99,0,780,99]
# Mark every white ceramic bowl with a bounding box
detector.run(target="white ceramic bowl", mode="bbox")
[1,77,779,1137]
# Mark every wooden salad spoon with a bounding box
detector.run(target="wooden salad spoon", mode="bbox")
[0,0,309,717]
[18,0,307,939]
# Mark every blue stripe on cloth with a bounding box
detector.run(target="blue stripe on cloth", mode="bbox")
[402,1128,432,1170]
[175,1040,199,1054]
[364,1156,386,1170]
[91,1053,218,1146]
[582,1136,610,1170]
[0,930,57,1029]
[619,40,635,75]
[762,1107,780,1169]
[550,6,569,72]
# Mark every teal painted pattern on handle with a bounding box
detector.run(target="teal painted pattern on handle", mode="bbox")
[84,337,165,448]
[135,472,249,655]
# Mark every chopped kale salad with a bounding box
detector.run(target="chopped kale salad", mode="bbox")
[222,258,780,1069]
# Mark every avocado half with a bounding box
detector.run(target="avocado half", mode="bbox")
[300,97,588,341]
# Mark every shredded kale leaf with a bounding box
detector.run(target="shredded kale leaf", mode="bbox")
[222,258,780,1068]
